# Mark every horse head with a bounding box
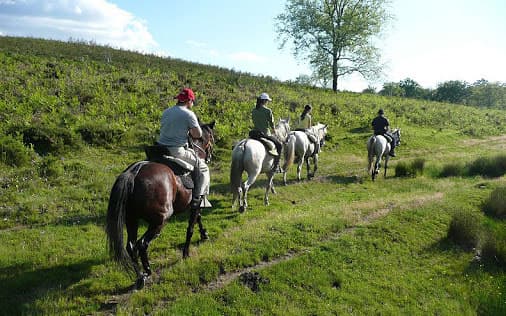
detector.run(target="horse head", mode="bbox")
[274,117,291,141]
[392,128,401,147]
[192,121,216,163]
[312,123,328,149]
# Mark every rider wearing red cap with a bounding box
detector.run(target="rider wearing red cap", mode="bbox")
[158,88,211,209]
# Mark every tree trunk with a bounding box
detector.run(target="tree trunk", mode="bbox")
[332,57,338,92]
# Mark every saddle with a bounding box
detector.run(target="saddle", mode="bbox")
[248,130,278,156]
[295,128,318,144]
[144,145,194,189]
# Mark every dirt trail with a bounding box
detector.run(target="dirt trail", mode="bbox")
[101,192,445,314]
[203,192,444,291]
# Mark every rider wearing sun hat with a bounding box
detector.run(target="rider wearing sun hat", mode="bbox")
[157,87,211,209]
[372,109,396,157]
[251,92,283,172]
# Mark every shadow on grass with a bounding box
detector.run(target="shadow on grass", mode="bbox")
[0,259,101,315]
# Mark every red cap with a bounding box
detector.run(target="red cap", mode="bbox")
[175,88,195,102]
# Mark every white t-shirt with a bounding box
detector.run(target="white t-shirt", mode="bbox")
[158,105,201,147]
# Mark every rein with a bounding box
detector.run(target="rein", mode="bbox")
[191,127,215,163]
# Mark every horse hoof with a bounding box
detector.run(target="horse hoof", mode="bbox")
[135,275,148,290]
[200,231,210,241]
[238,206,245,213]
[182,249,190,259]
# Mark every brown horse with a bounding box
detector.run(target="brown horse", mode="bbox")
[105,121,215,289]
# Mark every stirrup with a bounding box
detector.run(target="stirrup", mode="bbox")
[200,196,212,208]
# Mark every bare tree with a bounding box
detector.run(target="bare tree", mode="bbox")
[276,0,391,91]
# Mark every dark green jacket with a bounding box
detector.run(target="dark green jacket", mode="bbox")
[252,106,274,136]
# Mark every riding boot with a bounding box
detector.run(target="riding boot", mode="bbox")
[389,143,396,157]
[271,155,281,173]
[190,196,202,210]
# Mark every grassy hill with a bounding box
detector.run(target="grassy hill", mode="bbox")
[0,36,505,315]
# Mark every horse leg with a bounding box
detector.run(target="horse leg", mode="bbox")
[296,160,303,181]
[384,156,390,178]
[125,218,143,282]
[311,154,319,178]
[270,171,277,194]
[137,224,163,277]
[264,172,275,205]
[305,156,311,180]
[282,170,288,186]
[128,223,162,289]
[197,212,209,240]
[183,208,199,258]
[241,170,259,211]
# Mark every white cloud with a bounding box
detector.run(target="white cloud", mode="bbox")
[0,0,159,53]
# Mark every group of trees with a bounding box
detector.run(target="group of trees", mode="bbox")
[275,1,504,110]
[372,78,506,109]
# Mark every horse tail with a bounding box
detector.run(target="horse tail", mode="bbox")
[230,140,246,192]
[283,133,296,171]
[105,161,147,273]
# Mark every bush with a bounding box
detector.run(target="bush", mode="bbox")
[395,158,425,178]
[10,124,80,155]
[467,154,506,178]
[0,135,33,167]
[39,155,64,179]
[77,122,124,146]
[481,233,506,268]
[447,210,482,250]
[439,162,464,177]
[394,162,411,177]
[482,186,506,219]
[411,158,425,175]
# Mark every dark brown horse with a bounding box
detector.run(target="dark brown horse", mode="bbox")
[106,122,215,289]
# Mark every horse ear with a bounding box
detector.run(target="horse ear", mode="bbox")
[209,121,216,129]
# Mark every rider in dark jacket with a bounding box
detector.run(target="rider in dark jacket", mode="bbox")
[372,109,396,157]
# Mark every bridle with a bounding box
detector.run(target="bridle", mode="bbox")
[190,126,215,164]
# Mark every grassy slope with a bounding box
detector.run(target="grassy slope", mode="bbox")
[0,37,505,315]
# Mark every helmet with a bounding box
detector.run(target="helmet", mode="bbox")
[378,109,384,115]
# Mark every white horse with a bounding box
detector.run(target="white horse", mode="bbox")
[230,118,291,212]
[367,128,401,181]
[282,123,328,185]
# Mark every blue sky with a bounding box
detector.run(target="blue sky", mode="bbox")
[0,0,505,92]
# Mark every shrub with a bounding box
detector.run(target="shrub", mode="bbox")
[439,162,464,177]
[467,154,506,178]
[482,186,506,219]
[481,233,506,268]
[411,158,425,175]
[77,122,124,146]
[447,210,482,250]
[394,162,411,177]
[395,159,425,178]
[0,135,33,167]
[39,155,64,179]
[10,124,80,155]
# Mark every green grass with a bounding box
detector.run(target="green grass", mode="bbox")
[0,37,505,315]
